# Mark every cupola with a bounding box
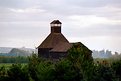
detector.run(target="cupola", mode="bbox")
[50,20,62,33]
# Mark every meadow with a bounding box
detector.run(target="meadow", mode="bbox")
[0,63,27,69]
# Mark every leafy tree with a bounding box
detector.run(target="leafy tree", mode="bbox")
[55,59,83,81]
[28,54,56,81]
[7,64,29,81]
[28,54,40,81]
[1,48,121,81]
[94,64,116,81]
[67,42,94,81]
[0,66,9,81]
[36,61,55,81]
[111,60,121,80]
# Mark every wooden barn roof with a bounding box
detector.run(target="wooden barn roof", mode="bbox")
[50,42,72,52]
[71,42,92,53]
[38,20,92,53]
[38,33,70,49]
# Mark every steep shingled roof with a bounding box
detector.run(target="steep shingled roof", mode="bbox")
[50,42,72,52]
[38,33,70,50]
[38,20,92,54]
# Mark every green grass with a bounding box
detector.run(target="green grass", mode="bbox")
[0,63,27,69]
[0,63,13,67]
[0,63,12,69]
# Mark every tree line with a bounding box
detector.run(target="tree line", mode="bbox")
[0,44,121,81]
[0,56,29,63]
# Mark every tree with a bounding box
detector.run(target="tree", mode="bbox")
[95,64,116,81]
[54,59,83,81]
[111,60,121,81]
[0,66,9,81]
[36,61,55,81]
[7,64,29,81]
[67,42,94,81]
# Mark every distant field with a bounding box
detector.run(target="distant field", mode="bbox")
[0,63,12,69]
[0,63,27,69]
[0,63,12,67]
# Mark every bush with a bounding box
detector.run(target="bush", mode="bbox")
[0,66,9,81]
[94,64,116,81]
[1,51,121,81]
[7,64,29,81]
[55,59,83,81]
[111,60,121,80]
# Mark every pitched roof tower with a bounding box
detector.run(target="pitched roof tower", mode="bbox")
[38,20,92,59]
[50,20,62,33]
[38,20,71,51]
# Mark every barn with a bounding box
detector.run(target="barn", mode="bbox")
[38,20,92,59]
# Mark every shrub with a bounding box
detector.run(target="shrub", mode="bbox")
[7,64,29,81]
[111,60,121,80]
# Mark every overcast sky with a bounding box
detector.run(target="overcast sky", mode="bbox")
[0,0,121,53]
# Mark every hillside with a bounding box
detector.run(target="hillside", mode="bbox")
[0,47,12,53]
[8,48,31,56]
[0,47,37,56]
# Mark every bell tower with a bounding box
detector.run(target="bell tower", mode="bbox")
[50,20,62,33]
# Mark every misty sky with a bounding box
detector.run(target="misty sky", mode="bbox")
[0,0,121,53]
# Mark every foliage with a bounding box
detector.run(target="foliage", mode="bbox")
[28,54,55,81]
[0,47,121,81]
[68,42,94,81]
[111,60,121,81]
[0,66,8,81]
[0,64,29,81]
[0,56,29,63]
[55,59,83,81]
[36,61,55,81]
[28,54,43,81]
[7,64,29,81]
[94,64,116,81]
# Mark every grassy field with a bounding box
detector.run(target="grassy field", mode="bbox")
[0,63,13,70]
[0,63,27,69]
[0,63,12,66]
